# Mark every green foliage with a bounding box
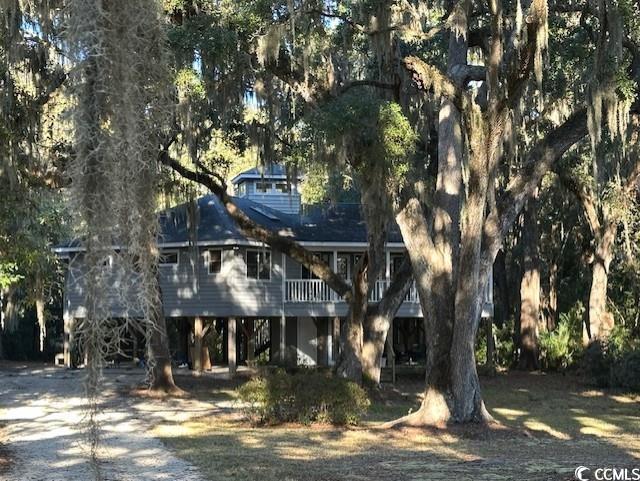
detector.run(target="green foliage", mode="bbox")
[582,327,640,392]
[237,368,370,425]
[299,163,358,205]
[307,93,417,187]
[494,323,517,368]
[613,350,640,392]
[0,263,22,289]
[539,302,585,370]
[476,320,517,368]
[175,68,206,100]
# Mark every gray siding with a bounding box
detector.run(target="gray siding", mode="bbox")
[158,247,282,317]
[65,247,286,319]
[245,192,301,214]
[63,246,425,321]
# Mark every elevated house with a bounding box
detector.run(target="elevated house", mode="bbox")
[55,165,493,373]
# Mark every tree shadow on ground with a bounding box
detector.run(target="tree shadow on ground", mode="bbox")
[158,371,640,481]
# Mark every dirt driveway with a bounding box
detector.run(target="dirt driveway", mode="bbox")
[0,363,223,481]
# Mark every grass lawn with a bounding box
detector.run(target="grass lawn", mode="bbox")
[156,372,640,481]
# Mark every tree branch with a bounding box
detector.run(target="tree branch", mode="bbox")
[402,56,462,103]
[157,149,353,299]
[481,108,589,271]
[338,79,398,96]
[556,167,602,236]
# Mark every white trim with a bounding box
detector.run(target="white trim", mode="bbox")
[205,248,223,275]
[231,173,289,183]
[53,240,408,254]
[385,251,391,281]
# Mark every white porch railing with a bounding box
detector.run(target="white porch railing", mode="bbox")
[369,280,419,303]
[285,279,340,302]
[284,279,419,303]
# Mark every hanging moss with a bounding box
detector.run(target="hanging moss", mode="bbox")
[66,0,171,469]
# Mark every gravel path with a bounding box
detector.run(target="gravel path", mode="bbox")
[0,364,222,481]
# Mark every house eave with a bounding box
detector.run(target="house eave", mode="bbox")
[52,239,407,254]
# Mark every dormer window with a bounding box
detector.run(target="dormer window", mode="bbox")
[230,166,302,214]
[275,182,290,193]
[256,181,272,193]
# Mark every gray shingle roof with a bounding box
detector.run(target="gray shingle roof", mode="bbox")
[55,194,403,250]
[159,195,403,245]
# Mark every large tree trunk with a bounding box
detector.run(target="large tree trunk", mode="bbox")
[587,227,615,341]
[518,197,540,370]
[335,258,367,383]
[35,274,46,353]
[547,259,559,331]
[393,198,456,425]
[449,145,494,423]
[361,258,414,384]
[148,282,181,394]
[493,249,511,328]
[149,311,181,394]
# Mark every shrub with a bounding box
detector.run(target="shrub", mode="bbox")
[539,302,584,370]
[613,350,640,392]
[582,325,640,391]
[237,368,370,426]
[494,322,517,367]
[581,341,612,387]
[475,319,517,368]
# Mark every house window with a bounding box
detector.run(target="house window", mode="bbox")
[301,252,331,279]
[337,253,363,280]
[337,254,349,279]
[390,254,405,277]
[246,250,271,279]
[236,182,247,196]
[159,251,178,266]
[275,182,290,193]
[207,249,222,274]
[256,181,272,193]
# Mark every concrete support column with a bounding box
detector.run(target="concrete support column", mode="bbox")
[193,316,203,374]
[228,317,237,376]
[279,315,286,365]
[247,319,255,363]
[63,315,74,368]
[332,316,340,363]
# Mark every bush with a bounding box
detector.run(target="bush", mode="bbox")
[494,322,517,367]
[539,302,584,370]
[581,341,611,387]
[475,319,517,368]
[613,350,640,391]
[582,326,640,391]
[237,368,370,426]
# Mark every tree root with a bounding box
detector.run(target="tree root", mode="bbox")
[381,388,495,429]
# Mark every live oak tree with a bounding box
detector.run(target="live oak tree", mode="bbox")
[246,0,575,423]
[0,1,68,359]
[389,0,639,424]
[3,0,639,437]
[160,0,640,414]
[158,0,417,384]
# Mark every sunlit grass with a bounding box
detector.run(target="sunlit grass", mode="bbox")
[158,373,640,481]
